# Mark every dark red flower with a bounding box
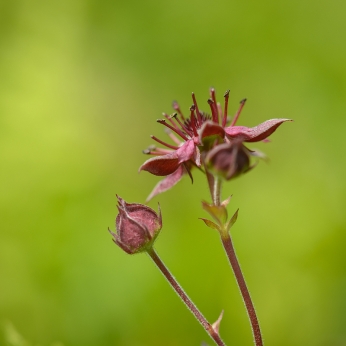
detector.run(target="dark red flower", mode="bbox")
[109,196,162,254]
[140,89,291,200]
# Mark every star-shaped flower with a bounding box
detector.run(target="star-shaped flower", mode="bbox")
[140,89,291,200]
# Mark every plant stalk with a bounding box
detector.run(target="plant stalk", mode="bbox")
[213,177,222,206]
[147,247,226,346]
[220,232,263,346]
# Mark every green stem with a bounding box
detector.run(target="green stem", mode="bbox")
[213,177,222,206]
[147,247,226,346]
[220,232,263,346]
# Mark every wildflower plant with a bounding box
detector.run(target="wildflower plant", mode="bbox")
[109,88,291,345]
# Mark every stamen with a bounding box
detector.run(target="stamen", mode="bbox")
[142,145,156,154]
[217,102,223,121]
[172,100,185,121]
[163,112,180,131]
[146,149,172,156]
[210,88,219,123]
[143,145,173,155]
[151,135,179,150]
[207,98,219,124]
[172,113,193,137]
[157,119,189,141]
[189,105,198,137]
[230,98,247,127]
[192,93,202,126]
[165,128,182,145]
[222,90,230,127]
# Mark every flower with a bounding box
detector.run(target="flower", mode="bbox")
[109,195,162,254]
[139,89,291,200]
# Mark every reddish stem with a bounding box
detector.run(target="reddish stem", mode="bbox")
[147,247,226,346]
[220,232,263,346]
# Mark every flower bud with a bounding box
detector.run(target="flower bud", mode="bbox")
[205,141,251,180]
[109,196,162,254]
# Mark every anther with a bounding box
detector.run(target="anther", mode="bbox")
[208,98,219,124]
[157,119,189,141]
[189,104,198,137]
[222,90,230,127]
[210,88,219,123]
[164,112,181,131]
[192,93,202,126]
[172,112,193,137]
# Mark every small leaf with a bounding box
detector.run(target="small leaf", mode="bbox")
[201,201,228,225]
[199,218,221,232]
[225,208,239,233]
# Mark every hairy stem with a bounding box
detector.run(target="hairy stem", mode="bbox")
[213,177,222,206]
[206,168,222,206]
[220,232,263,346]
[147,247,226,346]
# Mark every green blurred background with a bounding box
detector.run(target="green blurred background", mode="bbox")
[0,0,345,345]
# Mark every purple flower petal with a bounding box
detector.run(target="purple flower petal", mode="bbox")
[225,118,291,142]
[199,121,225,141]
[139,139,196,176]
[139,154,180,176]
[146,165,185,201]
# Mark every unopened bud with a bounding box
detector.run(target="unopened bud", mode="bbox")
[205,141,250,180]
[109,196,162,254]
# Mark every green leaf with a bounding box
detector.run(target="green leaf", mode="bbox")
[225,208,239,233]
[199,218,221,232]
[201,201,228,225]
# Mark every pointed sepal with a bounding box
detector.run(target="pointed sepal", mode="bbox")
[199,218,221,232]
[225,118,292,142]
[201,200,228,225]
[146,165,185,201]
[212,310,224,335]
[221,195,232,207]
[225,208,239,233]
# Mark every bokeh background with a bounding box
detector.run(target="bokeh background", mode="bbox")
[1,0,345,345]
